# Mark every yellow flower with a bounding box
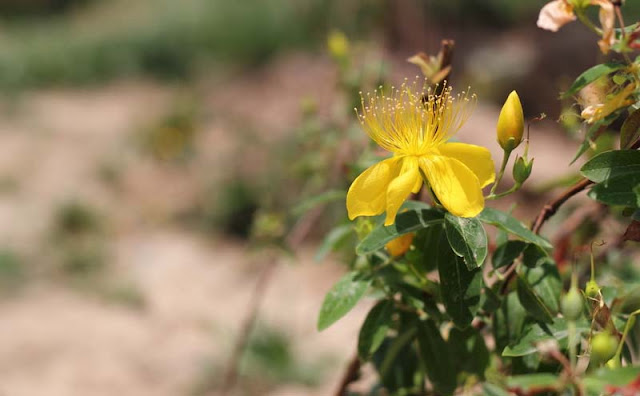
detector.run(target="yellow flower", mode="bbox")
[347,80,495,226]
[496,91,524,152]
[385,233,414,257]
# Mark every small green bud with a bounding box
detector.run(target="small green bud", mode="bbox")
[590,331,618,365]
[497,91,524,152]
[512,155,534,184]
[561,287,584,321]
[585,280,600,299]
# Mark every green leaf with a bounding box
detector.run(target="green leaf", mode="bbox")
[373,328,423,393]
[478,208,552,249]
[315,224,353,261]
[493,292,527,353]
[580,150,640,183]
[492,240,528,269]
[448,327,489,378]
[584,366,640,394]
[356,208,444,255]
[621,109,640,149]
[480,286,502,314]
[444,213,488,269]
[562,62,625,99]
[292,189,346,216]
[437,234,483,329]
[317,272,370,331]
[521,258,561,316]
[482,383,511,396]
[507,373,560,392]
[416,319,457,395]
[502,317,589,357]
[588,173,640,207]
[358,300,394,359]
[516,276,554,324]
[570,121,603,165]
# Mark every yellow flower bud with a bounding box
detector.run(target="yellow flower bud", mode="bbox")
[385,233,414,257]
[497,91,524,152]
[327,30,349,61]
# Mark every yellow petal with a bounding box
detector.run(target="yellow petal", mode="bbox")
[438,143,495,188]
[385,233,415,257]
[385,157,420,226]
[420,155,484,218]
[346,157,399,220]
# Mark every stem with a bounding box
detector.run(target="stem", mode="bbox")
[569,320,577,372]
[531,178,594,234]
[612,309,640,363]
[490,148,512,195]
[576,9,602,36]
[486,182,522,200]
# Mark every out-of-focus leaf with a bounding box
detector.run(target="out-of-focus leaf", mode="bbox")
[292,190,346,216]
[621,109,640,149]
[437,234,483,329]
[493,292,527,353]
[317,272,369,331]
[507,373,560,392]
[482,383,511,396]
[502,317,589,357]
[357,208,444,255]
[315,224,353,261]
[448,327,489,378]
[358,300,394,359]
[521,257,561,316]
[478,208,552,249]
[562,62,625,99]
[444,213,488,269]
[583,367,640,394]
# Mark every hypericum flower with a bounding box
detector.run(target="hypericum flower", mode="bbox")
[385,233,414,257]
[496,91,524,152]
[347,80,495,225]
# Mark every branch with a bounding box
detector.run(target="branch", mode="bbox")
[531,178,593,234]
[333,354,361,396]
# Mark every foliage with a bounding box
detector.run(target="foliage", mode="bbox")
[312,2,640,394]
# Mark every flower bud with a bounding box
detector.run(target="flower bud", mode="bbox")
[385,233,414,257]
[497,91,524,152]
[585,279,601,299]
[512,155,534,185]
[561,286,583,321]
[327,30,350,61]
[590,331,618,365]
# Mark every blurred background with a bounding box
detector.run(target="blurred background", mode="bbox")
[0,0,638,395]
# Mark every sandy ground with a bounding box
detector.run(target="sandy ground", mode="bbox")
[0,53,580,396]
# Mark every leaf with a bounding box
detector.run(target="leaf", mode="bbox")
[478,208,552,249]
[562,62,625,99]
[580,150,640,183]
[356,208,444,255]
[521,259,562,316]
[588,173,640,207]
[502,317,589,357]
[482,383,512,396]
[493,292,527,353]
[373,328,423,393]
[507,373,560,392]
[492,240,528,269]
[448,327,489,378]
[584,367,640,394]
[292,189,346,216]
[621,109,640,149]
[315,224,353,261]
[444,213,488,269]
[570,121,602,165]
[416,319,457,395]
[317,272,370,331]
[516,276,554,324]
[437,234,483,329]
[358,300,394,359]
